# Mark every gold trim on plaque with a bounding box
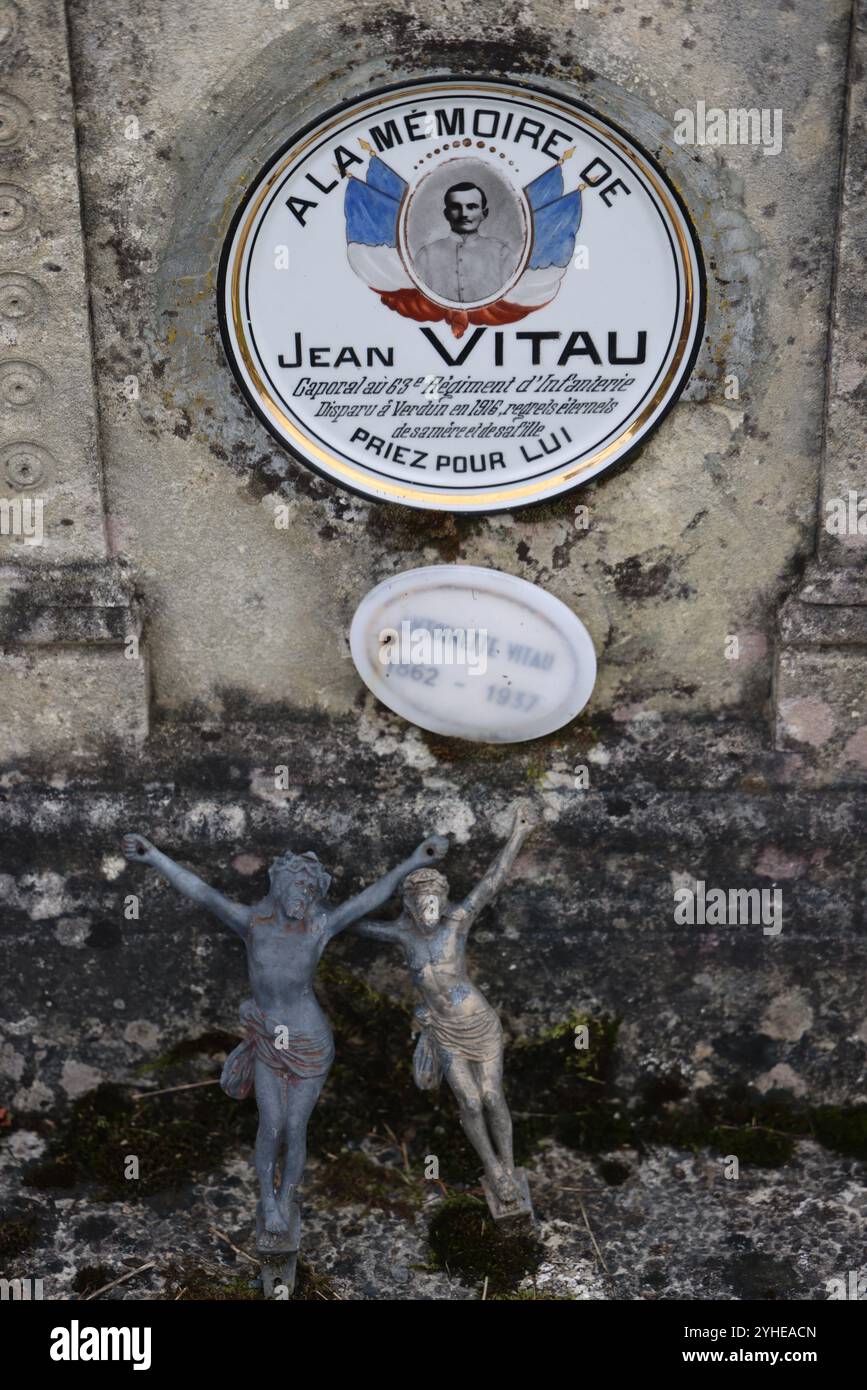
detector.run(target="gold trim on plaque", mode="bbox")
[227,81,698,507]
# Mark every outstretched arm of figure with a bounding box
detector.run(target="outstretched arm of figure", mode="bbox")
[458,803,535,928]
[121,833,252,938]
[325,834,449,939]
[349,917,404,944]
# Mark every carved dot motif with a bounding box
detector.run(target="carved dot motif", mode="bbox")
[0,93,30,148]
[0,359,46,407]
[0,272,44,322]
[0,184,33,234]
[1,440,53,490]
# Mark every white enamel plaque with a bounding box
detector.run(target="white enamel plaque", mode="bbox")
[220,78,704,511]
[349,565,597,742]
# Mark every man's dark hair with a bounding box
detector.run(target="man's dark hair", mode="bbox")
[444,182,488,210]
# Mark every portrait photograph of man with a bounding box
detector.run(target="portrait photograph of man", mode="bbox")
[405,160,527,306]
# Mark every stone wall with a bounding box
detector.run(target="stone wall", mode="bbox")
[0,0,865,1301]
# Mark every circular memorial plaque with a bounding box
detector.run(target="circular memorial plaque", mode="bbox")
[220,77,705,511]
[349,565,597,742]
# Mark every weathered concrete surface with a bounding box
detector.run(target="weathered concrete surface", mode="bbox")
[1,0,866,1303]
[65,0,850,720]
[2,1135,864,1300]
[1,718,865,1108]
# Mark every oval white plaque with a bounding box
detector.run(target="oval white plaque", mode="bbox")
[220,77,705,512]
[349,565,597,742]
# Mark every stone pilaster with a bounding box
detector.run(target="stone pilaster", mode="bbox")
[0,0,148,758]
[775,0,867,779]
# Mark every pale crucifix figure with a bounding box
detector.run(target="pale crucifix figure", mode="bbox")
[351,804,534,1218]
[121,831,447,1250]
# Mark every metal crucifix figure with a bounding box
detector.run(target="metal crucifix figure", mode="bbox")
[121,829,448,1293]
[351,803,535,1221]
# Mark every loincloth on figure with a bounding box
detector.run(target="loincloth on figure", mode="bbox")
[220,998,335,1100]
[412,1002,503,1091]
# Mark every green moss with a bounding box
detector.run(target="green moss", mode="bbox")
[488,1287,577,1300]
[24,1080,256,1200]
[19,974,866,1232]
[495,1020,866,1173]
[809,1106,867,1160]
[597,1158,631,1186]
[509,1012,624,1157]
[420,716,596,765]
[706,1126,794,1167]
[135,1030,239,1075]
[314,958,476,1183]
[163,1261,260,1301]
[418,732,513,763]
[311,1150,421,1217]
[22,1158,78,1190]
[427,1196,542,1295]
[0,1215,37,1259]
[163,1258,340,1301]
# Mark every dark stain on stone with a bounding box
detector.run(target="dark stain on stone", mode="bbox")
[74,1214,115,1241]
[87,921,122,950]
[100,235,152,282]
[608,554,674,600]
[364,503,478,563]
[713,1031,777,1070]
[716,1250,801,1300]
[369,10,574,82]
[72,1264,114,1297]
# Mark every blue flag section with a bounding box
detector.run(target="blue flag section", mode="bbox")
[525,163,566,209]
[365,153,407,203]
[528,188,582,270]
[344,176,402,247]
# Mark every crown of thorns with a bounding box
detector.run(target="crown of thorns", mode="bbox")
[268,851,331,894]
[404,867,449,896]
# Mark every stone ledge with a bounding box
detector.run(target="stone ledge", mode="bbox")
[0,560,150,758]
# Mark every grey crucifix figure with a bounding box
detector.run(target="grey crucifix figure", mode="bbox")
[351,802,535,1220]
[121,828,448,1286]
